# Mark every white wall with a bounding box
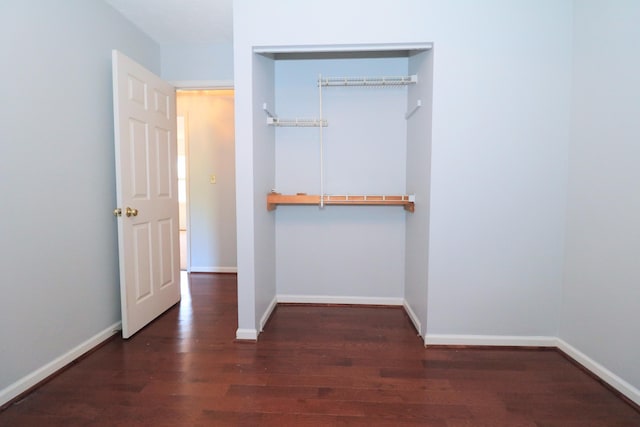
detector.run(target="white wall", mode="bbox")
[562,0,640,393]
[177,91,237,272]
[234,0,572,340]
[161,43,233,82]
[0,0,160,404]
[405,50,434,338]
[251,53,277,334]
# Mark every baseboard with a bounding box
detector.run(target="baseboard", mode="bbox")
[235,328,258,341]
[556,338,640,407]
[425,334,557,348]
[277,294,404,306]
[402,300,422,338]
[260,296,278,332]
[0,322,121,407]
[190,266,237,273]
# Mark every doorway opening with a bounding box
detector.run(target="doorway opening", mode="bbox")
[176,89,237,275]
[177,116,188,270]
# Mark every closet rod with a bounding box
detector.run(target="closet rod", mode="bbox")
[267,193,416,212]
[318,74,417,87]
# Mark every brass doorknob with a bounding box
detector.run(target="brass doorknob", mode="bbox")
[125,207,139,217]
[113,208,122,217]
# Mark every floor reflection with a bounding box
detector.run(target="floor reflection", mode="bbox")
[177,271,194,349]
[180,270,191,303]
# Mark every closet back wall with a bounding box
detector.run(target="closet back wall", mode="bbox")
[274,59,409,194]
[274,58,409,301]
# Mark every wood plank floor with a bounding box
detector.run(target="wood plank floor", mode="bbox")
[1,273,639,426]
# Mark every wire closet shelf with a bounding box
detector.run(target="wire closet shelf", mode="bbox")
[266,117,328,127]
[318,74,418,87]
[263,103,328,128]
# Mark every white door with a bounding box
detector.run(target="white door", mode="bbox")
[112,50,180,339]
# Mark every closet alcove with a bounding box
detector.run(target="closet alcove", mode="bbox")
[246,43,433,339]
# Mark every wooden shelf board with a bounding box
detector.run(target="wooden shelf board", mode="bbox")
[267,193,414,212]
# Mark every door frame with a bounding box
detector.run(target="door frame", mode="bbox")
[171,80,234,274]
[176,113,191,272]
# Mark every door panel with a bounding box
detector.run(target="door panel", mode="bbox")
[132,223,153,301]
[155,128,172,197]
[112,50,180,339]
[158,218,175,287]
[129,119,150,199]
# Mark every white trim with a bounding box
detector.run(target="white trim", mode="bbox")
[190,266,237,273]
[402,300,422,337]
[0,322,121,407]
[260,296,278,332]
[253,42,433,54]
[557,339,640,406]
[425,334,557,348]
[180,112,192,275]
[172,80,234,89]
[277,294,404,306]
[235,328,258,341]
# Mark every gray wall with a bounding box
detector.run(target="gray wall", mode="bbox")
[562,0,640,393]
[162,43,233,82]
[424,2,572,338]
[0,0,159,400]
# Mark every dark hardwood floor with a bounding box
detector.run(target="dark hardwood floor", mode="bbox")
[1,273,639,426]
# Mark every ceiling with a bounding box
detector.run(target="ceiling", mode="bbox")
[105,0,233,45]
